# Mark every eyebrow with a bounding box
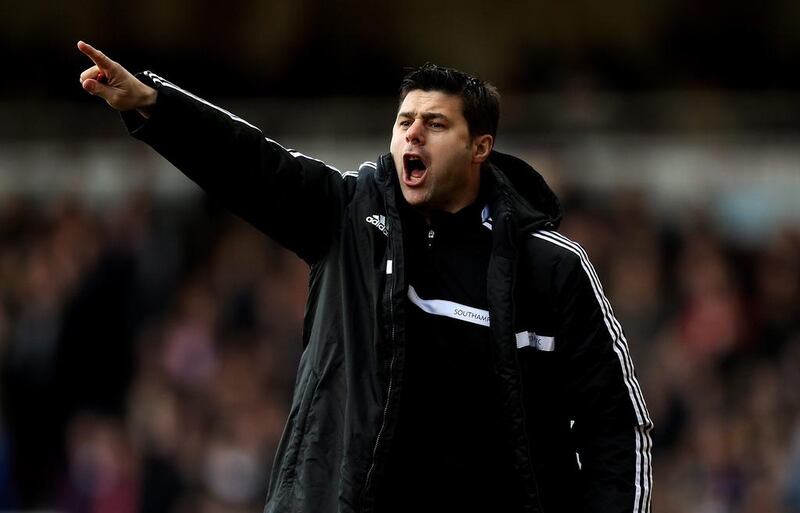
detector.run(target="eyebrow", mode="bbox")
[397,111,451,122]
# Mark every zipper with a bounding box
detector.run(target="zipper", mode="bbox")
[361,249,398,510]
[427,228,435,250]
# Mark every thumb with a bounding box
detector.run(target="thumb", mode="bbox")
[82,78,114,100]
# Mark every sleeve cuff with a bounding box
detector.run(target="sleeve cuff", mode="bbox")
[119,71,162,136]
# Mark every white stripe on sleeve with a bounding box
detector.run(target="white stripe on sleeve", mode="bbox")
[144,71,260,131]
[144,72,350,177]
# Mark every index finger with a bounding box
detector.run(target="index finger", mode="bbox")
[77,41,113,69]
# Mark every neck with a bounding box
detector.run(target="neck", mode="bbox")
[416,183,482,223]
[426,164,483,219]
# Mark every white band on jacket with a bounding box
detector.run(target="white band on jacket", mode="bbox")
[515,331,555,351]
[407,286,490,327]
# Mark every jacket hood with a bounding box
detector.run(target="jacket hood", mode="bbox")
[486,150,562,233]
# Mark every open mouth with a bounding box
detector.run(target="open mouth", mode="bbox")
[403,154,428,186]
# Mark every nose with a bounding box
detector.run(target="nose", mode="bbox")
[405,118,425,145]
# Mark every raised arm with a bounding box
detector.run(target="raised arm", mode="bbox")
[78,42,355,263]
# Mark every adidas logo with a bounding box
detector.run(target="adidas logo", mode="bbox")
[365,214,388,237]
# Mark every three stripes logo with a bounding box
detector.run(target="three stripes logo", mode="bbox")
[365,214,389,237]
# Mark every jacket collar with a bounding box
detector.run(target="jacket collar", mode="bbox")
[484,150,562,233]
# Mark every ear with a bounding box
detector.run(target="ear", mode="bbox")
[472,134,493,164]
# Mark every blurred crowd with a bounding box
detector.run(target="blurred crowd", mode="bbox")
[0,180,798,513]
[0,193,306,513]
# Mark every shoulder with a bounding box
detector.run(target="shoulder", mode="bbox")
[516,229,607,312]
[323,160,379,202]
[353,160,378,179]
[520,229,586,275]
[347,160,383,193]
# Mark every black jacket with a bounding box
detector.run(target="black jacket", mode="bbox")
[124,71,654,513]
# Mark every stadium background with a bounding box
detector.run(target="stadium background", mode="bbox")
[2,1,800,512]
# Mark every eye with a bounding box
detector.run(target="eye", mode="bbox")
[429,122,445,129]
[398,119,412,128]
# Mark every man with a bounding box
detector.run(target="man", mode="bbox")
[78,41,653,513]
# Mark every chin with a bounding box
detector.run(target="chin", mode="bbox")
[402,194,432,212]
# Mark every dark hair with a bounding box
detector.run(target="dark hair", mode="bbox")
[399,63,501,139]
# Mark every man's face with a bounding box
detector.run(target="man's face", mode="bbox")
[390,90,483,214]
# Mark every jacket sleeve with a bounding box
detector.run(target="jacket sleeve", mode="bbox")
[121,71,353,264]
[550,235,653,513]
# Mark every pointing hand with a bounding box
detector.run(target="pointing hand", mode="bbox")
[77,41,157,117]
